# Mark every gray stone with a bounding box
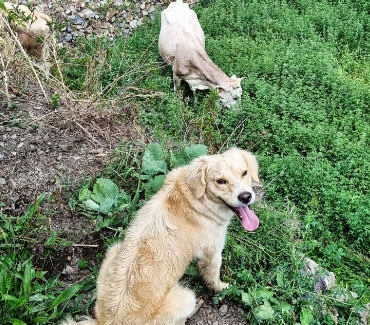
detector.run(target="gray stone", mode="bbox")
[219,304,228,316]
[0,178,6,186]
[80,8,95,20]
[302,258,336,293]
[71,16,85,25]
[359,303,369,325]
[64,33,73,42]
[129,19,138,28]
[62,265,75,275]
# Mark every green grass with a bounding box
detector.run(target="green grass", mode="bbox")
[1,0,369,324]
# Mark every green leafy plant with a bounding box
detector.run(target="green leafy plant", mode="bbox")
[140,143,208,199]
[78,178,130,215]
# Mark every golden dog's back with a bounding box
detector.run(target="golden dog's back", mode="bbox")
[95,170,196,324]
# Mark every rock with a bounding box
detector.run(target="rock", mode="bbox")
[219,304,228,316]
[302,258,335,293]
[359,303,369,325]
[64,33,73,42]
[0,178,6,186]
[71,16,85,25]
[114,0,123,5]
[80,8,95,19]
[62,265,75,275]
[129,19,138,28]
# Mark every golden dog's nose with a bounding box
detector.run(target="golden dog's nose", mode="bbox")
[238,192,252,204]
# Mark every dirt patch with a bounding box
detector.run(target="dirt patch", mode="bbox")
[187,296,249,325]
[0,86,142,215]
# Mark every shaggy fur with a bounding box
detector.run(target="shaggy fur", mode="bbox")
[62,148,260,325]
[2,2,54,71]
[158,0,243,107]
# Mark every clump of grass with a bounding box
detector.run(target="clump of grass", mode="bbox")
[0,196,93,324]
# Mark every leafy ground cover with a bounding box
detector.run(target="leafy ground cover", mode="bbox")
[1,0,369,324]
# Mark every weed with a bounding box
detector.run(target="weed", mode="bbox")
[0,196,89,324]
[50,93,60,109]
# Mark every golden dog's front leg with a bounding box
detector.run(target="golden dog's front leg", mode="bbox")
[198,252,229,292]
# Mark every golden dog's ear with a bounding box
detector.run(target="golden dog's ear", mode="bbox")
[186,157,208,199]
[240,150,260,183]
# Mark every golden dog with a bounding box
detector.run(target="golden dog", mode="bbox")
[63,148,260,325]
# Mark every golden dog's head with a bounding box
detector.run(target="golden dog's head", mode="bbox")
[186,148,260,230]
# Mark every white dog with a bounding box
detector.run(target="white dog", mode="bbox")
[158,0,243,107]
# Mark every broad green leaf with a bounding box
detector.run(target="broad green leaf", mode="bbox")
[256,288,274,300]
[84,199,99,211]
[253,301,275,320]
[49,283,82,310]
[300,307,313,325]
[23,260,35,294]
[171,144,208,168]
[271,298,292,315]
[91,178,119,203]
[78,188,91,201]
[1,293,18,302]
[29,293,49,302]
[45,231,58,246]
[99,197,115,215]
[10,295,28,310]
[184,144,208,162]
[142,143,167,176]
[276,272,285,287]
[150,175,166,193]
[241,291,252,306]
[143,143,165,161]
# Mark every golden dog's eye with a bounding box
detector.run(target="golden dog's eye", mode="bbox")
[242,170,248,177]
[216,179,227,185]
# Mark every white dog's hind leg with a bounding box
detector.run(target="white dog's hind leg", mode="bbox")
[173,71,181,91]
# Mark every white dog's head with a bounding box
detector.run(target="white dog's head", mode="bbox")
[186,148,260,231]
[217,75,243,108]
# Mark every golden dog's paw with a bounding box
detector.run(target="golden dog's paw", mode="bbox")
[214,281,229,292]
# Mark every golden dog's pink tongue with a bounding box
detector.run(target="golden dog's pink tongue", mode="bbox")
[237,206,259,231]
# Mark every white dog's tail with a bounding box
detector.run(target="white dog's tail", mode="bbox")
[61,317,96,325]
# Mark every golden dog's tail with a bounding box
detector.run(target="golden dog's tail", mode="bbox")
[61,317,96,325]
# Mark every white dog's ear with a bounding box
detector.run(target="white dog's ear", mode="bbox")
[186,157,208,199]
[240,150,260,183]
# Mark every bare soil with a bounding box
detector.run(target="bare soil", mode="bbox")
[0,87,139,214]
